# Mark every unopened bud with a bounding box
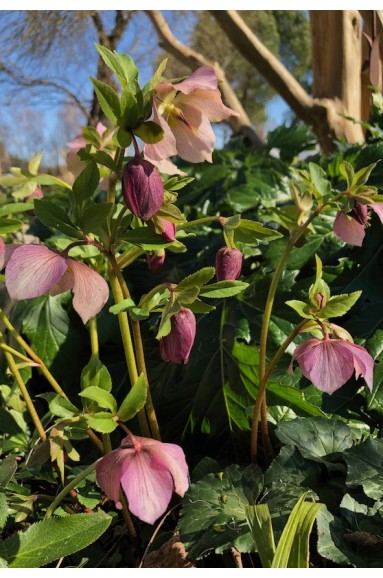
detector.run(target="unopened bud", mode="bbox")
[122,157,164,220]
[161,219,176,242]
[25,187,43,216]
[160,307,196,364]
[215,247,243,281]
[147,250,165,273]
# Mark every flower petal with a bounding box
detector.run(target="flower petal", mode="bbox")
[120,450,174,524]
[144,104,178,162]
[0,243,19,271]
[68,259,109,324]
[145,440,189,497]
[333,211,365,246]
[173,66,218,94]
[371,203,383,224]
[96,448,133,509]
[176,88,239,122]
[348,342,374,391]
[170,104,215,163]
[5,245,67,300]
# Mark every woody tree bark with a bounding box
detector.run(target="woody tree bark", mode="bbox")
[211,10,383,151]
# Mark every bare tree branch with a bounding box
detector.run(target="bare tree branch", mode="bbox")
[145,10,264,150]
[211,10,314,124]
[0,60,90,120]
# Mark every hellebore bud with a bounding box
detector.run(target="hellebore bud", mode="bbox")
[160,307,196,364]
[161,219,176,242]
[215,247,243,281]
[147,250,165,273]
[122,157,164,220]
[25,186,44,216]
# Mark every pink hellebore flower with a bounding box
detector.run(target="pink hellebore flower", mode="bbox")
[289,336,374,394]
[145,66,239,166]
[0,237,19,271]
[160,307,196,364]
[96,433,189,525]
[5,245,109,324]
[215,247,243,281]
[333,201,383,246]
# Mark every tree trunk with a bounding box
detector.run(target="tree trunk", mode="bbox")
[310,11,364,145]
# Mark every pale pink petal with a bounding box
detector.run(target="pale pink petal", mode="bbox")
[144,104,178,162]
[48,267,74,296]
[146,157,186,176]
[146,441,189,497]
[121,450,174,524]
[6,245,67,301]
[0,237,4,252]
[176,88,239,121]
[173,66,218,94]
[96,448,133,509]
[170,104,215,163]
[0,243,19,271]
[68,259,109,323]
[333,211,365,246]
[67,134,86,151]
[96,122,108,136]
[371,203,383,224]
[348,342,374,390]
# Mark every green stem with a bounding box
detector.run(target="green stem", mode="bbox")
[108,261,151,437]
[176,215,222,231]
[1,337,46,441]
[45,461,98,519]
[0,308,68,400]
[252,200,337,463]
[0,338,37,365]
[110,205,128,248]
[107,147,126,205]
[117,247,144,270]
[89,317,99,360]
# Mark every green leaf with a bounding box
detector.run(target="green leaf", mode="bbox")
[72,161,100,204]
[120,86,139,128]
[133,121,164,144]
[176,267,216,293]
[77,148,116,171]
[80,386,117,413]
[308,163,331,197]
[351,162,377,191]
[90,77,120,123]
[96,45,138,87]
[339,161,354,188]
[117,373,147,421]
[4,511,112,568]
[0,218,22,234]
[285,299,313,319]
[0,202,34,217]
[187,299,216,314]
[174,285,200,306]
[318,291,362,319]
[48,396,79,419]
[28,151,43,176]
[34,199,80,237]
[81,357,112,393]
[122,227,174,249]
[275,417,354,462]
[344,437,383,500]
[271,493,322,568]
[112,127,132,149]
[79,202,113,233]
[199,280,249,299]
[86,411,118,434]
[234,219,283,246]
[109,298,136,315]
[144,57,168,93]
[179,464,264,560]
[0,493,8,530]
[245,504,275,568]
[0,456,17,486]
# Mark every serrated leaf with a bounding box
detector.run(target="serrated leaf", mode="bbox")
[134,121,164,144]
[187,299,216,314]
[109,297,136,315]
[176,267,215,293]
[34,199,80,237]
[0,456,17,486]
[0,493,8,530]
[199,280,249,299]
[81,357,112,393]
[0,202,34,217]
[234,219,283,246]
[48,395,79,419]
[285,299,313,319]
[318,291,362,319]
[4,511,112,568]
[339,161,354,188]
[80,386,117,413]
[86,411,118,434]
[72,161,100,204]
[90,77,120,123]
[174,285,200,305]
[308,163,331,197]
[117,373,147,421]
[351,162,377,191]
[79,202,113,233]
[120,86,139,128]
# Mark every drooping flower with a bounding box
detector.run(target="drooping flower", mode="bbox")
[96,432,189,525]
[122,156,164,220]
[145,66,239,166]
[289,336,374,394]
[160,307,196,364]
[147,250,166,273]
[0,237,19,271]
[5,245,109,324]
[215,247,243,281]
[333,201,383,246]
